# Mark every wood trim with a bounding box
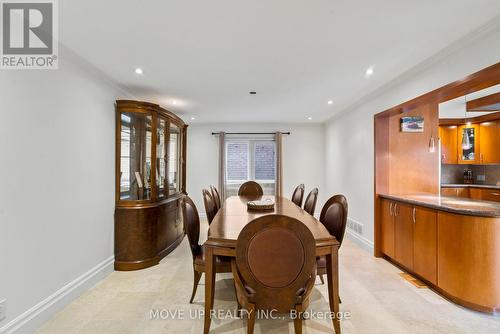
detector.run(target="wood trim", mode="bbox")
[439,111,500,125]
[374,62,500,119]
[467,92,500,112]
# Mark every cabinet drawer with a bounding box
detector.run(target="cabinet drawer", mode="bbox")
[481,189,500,202]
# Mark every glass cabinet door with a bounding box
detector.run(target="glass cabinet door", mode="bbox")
[169,122,181,195]
[156,118,167,199]
[120,112,153,200]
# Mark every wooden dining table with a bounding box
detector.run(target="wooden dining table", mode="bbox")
[203,195,341,333]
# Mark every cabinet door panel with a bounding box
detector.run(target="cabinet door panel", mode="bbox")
[439,126,458,164]
[380,199,395,257]
[479,121,500,164]
[413,207,437,284]
[395,203,414,270]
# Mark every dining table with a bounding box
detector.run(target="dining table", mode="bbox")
[203,195,341,333]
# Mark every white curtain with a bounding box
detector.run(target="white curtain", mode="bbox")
[218,132,226,201]
[275,132,283,197]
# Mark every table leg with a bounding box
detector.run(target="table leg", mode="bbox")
[326,246,341,334]
[204,246,216,334]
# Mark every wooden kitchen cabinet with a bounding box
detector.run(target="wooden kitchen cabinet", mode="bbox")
[439,126,458,164]
[441,187,469,198]
[479,120,500,164]
[413,206,437,285]
[394,202,414,271]
[380,199,395,258]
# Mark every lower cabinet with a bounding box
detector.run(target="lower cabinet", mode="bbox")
[394,203,414,271]
[413,206,437,284]
[380,199,437,284]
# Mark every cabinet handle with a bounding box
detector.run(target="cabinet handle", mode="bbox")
[412,207,416,224]
[490,192,500,196]
[394,203,398,217]
[390,202,394,216]
[480,153,484,163]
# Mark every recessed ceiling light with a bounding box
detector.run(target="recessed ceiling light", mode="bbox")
[327,100,333,105]
[134,68,143,75]
[190,116,195,120]
[249,91,257,95]
[307,116,312,120]
[365,66,374,78]
[172,100,177,105]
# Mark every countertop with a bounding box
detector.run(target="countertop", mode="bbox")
[378,193,500,218]
[441,183,500,190]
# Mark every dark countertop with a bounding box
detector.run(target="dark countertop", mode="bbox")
[378,193,500,218]
[441,183,500,190]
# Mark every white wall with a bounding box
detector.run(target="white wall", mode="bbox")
[0,47,131,332]
[324,26,500,247]
[187,123,326,215]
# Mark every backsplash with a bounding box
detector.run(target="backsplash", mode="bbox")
[442,164,500,185]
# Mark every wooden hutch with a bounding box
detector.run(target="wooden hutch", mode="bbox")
[114,100,187,271]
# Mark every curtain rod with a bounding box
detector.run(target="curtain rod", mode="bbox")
[211,132,290,135]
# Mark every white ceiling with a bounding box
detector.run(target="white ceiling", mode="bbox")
[60,1,500,123]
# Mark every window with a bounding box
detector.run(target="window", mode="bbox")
[225,139,276,196]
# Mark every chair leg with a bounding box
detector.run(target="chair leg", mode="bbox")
[319,274,325,285]
[247,303,256,334]
[189,270,202,303]
[294,304,303,334]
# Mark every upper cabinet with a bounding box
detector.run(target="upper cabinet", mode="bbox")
[479,120,500,164]
[116,100,187,205]
[439,126,458,164]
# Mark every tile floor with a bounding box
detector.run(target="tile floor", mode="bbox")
[36,221,500,333]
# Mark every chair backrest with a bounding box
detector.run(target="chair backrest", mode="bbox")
[180,195,201,259]
[235,214,316,312]
[210,185,221,210]
[291,184,305,207]
[238,181,263,197]
[202,189,218,224]
[303,188,319,216]
[320,195,348,247]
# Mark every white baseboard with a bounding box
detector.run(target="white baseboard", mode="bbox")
[346,229,374,253]
[0,256,114,334]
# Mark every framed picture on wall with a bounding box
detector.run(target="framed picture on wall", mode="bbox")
[400,116,424,132]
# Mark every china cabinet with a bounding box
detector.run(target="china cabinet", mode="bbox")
[114,100,187,271]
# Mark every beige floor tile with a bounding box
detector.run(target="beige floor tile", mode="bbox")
[35,219,500,334]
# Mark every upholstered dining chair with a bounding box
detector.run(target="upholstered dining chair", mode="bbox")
[291,184,305,207]
[232,214,316,334]
[202,189,218,225]
[181,195,231,303]
[303,188,319,216]
[238,181,263,197]
[316,195,348,287]
[210,184,222,210]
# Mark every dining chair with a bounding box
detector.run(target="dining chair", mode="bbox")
[316,195,348,288]
[291,184,305,207]
[202,189,218,225]
[232,214,316,334]
[181,195,232,303]
[238,181,263,196]
[303,188,319,216]
[210,184,222,210]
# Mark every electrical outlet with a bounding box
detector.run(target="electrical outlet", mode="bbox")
[0,299,6,322]
[477,175,486,182]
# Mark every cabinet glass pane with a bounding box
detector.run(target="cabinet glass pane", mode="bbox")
[461,127,476,161]
[120,112,152,200]
[169,123,181,194]
[157,118,167,199]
